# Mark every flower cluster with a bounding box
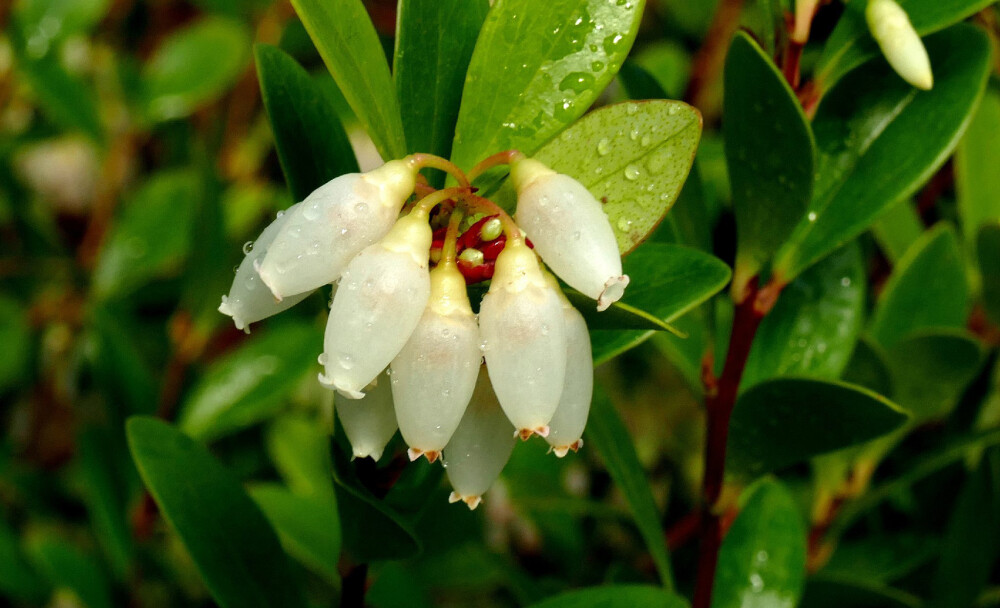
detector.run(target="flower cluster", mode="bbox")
[220,152,628,508]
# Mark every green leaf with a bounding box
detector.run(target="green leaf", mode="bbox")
[726,378,909,479]
[77,426,134,579]
[869,224,969,349]
[871,199,923,264]
[25,535,113,608]
[127,417,308,608]
[255,44,359,202]
[92,170,202,300]
[249,484,341,586]
[742,243,865,390]
[957,89,1000,235]
[885,330,983,423]
[821,533,939,583]
[87,305,158,416]
[712,479,806,608]
[177,321,321,442]
[12,49,103,142]
[723,32,814,287]
[565,289,682,335]
[142,17,251,122]
[330,441,421,562]
[394,0,489,160]
[14,0,109,56]
[289,0,406,160]
[451,0,646,171]
[977,223,1000,326]
[586,388,675,590]
[531,100,702,254]
[840,337,893,398]
[266,415,335,498]
[589,242,731,365]
[773,25,991,283]
[0,296,31,394]
[816,0,995,90]
[0,518,46,603]
[801,575,921,608]
[529,585,689,608]
[929,450,1000,608]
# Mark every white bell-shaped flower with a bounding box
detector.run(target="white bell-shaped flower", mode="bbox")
[257,160,417,300]
[335,370,398,461]
[866,0,933,90]
[319,213,432,399]
[479,239,566,439]
[544,277,593,457]
[219,203,312,332]
[511,158,629,311]
[443,366,517,509]
[390,262,481,463]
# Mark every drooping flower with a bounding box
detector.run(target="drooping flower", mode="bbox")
[866,0,933,90]
[443,366,517,509]
[478,236,567,439]
[544,274,593,457]
[510,157,629,311]
[256,160,419,300]
[335,369,397,461]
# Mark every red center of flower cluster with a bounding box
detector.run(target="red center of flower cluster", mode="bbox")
[430,215,533,284]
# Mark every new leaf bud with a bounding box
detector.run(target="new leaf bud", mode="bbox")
[866,0,933,91]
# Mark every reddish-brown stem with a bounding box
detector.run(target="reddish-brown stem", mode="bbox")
[692,278,782,608]
[467,149,525,183]
[685,0,745,112]
[782,41,804,89]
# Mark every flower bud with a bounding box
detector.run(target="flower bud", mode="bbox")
[479,239,566,439]
[511,158,629,311]
[390,263,481,463]
[219,203,312,332]
[319,213,432,399]
[866,0,933,91]
[335,370,398,461]
[257,160,417,299]
[443,366,517,509]
[545,279,593,457]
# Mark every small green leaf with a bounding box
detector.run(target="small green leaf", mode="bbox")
[92,170,202,299]
[528,585,689,608]
[742,243,865,390]
[977,223,1000,326]
[127,417,308,608]
[249,484,341,586]
[255,44,358,202]
[394,0,488,160]
[712,479,806,608]
[531,100,702,254]
[869,224,969,349]
[840,337,893,398]
[451,0,646,171]
[142,17,251,122]
[12,50,103,142]
[724,32,814,287]
[586,388,675,590]
[590,242,731,365]
[773,25,990,283]
[816,0,995,90]
[871,199,923,264]
[177,321,321,442]
[885,330,983,422]
[0,296,31,394]
[14,0,109,55]
[727,378,909,479]
[801,575,922,608]
[266,415,335,498]
[289,0,406,160]
[957,89,1000,236]
[25,535,113,608]
[0,518,46,603]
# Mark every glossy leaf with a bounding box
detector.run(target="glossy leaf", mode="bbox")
[0,519,46,603]
[871,199,923,264]
[451,0,646,171]
[255,44,358,202]
[956,89,1000,235]
[142,17,251,122]
[249,484,341,585]
[531,100,702,254]
[586,388,675,590]
[92,170,201,299]
[886,330,983,422]
[816,0,994,90]
[394,0,488,160]
[977,223,1000,326]
[742,243,864,390]
[727,378,908,479]
[869,225,969,348]
[589,242,731,365]
[713,480,805,608]
[773,25,990,283]
[290,0,406,160]
[127,417,308,608]
[25,535,113,608]
[529,585,689,608]
[724,32,814,287]
[177,321,320,442]
[266,415,336,498]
